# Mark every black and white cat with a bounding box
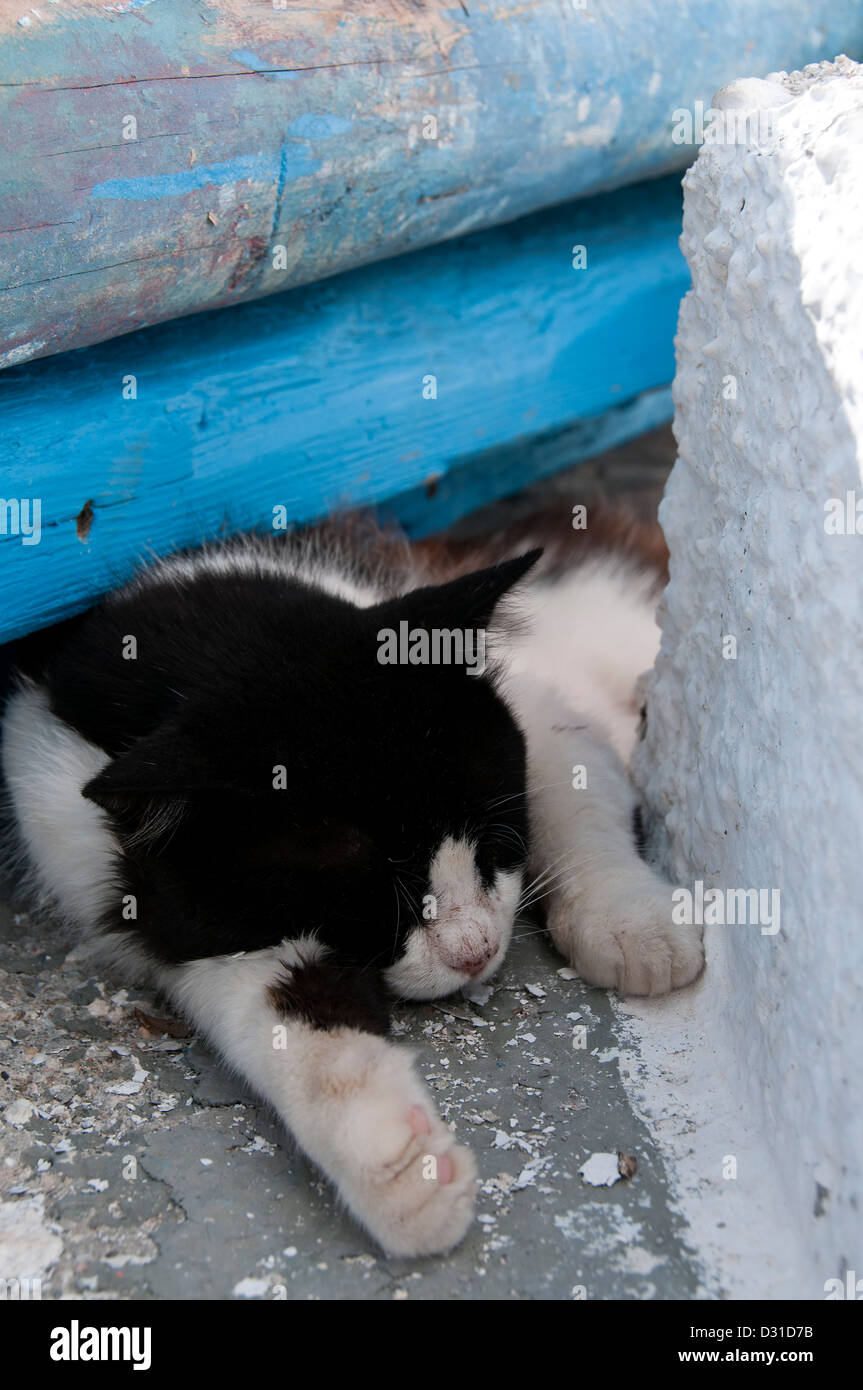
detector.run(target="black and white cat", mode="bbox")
[0,514,703,1257]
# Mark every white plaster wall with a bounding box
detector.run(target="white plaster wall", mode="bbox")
[630,56,863,1297]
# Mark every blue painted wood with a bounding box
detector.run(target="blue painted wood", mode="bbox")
[0,175,687,642]
[385,386,674,539]
[2,0,861,366]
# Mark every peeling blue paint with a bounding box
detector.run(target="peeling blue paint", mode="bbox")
[91,152,320,200]
[289,113,354,139]
[5,0,863,366]
[229,49,301,79]
[0,177,688,642]
[230,49,265,68]
[104,0,156,12]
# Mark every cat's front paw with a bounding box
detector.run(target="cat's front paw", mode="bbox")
[364,1101,477,1258]
[329,1045,477,1258]
[549,881,704,997]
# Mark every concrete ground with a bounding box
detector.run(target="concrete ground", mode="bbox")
[1,428,705,1301]
[0,894,703,1301]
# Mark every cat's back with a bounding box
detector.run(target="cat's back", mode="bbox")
[12,535,384,755]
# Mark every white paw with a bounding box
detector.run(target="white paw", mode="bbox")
[311,1039,477,1258]
[549,881,704,997]
[356,1099,477,1258]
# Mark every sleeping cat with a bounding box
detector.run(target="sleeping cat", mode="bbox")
[0,511,703,1257]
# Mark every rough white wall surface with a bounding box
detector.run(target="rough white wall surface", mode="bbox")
[631,55,863,1297]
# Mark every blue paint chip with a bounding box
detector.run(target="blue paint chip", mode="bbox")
[230,50,300,80]
[230,50,266,69]
[289,113,354,139]
[92,153,320,201]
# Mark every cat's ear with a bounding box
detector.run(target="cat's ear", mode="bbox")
[82,723,225,831]
[379,549,543,630]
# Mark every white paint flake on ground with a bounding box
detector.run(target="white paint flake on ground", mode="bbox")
[579,1152,623,1187]
[0,1194,63,1281]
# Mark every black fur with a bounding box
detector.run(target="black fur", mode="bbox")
[632,804,647,858]
[16,543,539,969]
[268,957,392,1036]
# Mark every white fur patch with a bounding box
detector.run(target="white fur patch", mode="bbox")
[503,671,704,997]
[1,683,119,929]
[385,836,521,1000]
[506,560,661,762]
[143,537,382,609]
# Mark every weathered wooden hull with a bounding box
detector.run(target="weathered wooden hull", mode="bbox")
[1,176,684,641]
[2,0,861,365]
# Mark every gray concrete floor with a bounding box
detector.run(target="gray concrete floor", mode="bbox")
[0,895,702,1301]
[0,426,696,1301]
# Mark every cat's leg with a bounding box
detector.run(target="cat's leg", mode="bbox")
[506,672,704,996]
[160,943,476,1257]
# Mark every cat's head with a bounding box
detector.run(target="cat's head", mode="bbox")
[83,551,541,999]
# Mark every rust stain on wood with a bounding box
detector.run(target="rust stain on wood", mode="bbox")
[75,500,94,542]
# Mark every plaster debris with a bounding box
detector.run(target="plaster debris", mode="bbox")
[104,1060,148,1096]
[232,1276,269,1299]
[463,983,493,1006]
[0,1194,63,1280]
[579,1152,624,1188]
[0,891,700,1298]
[3,1097,36,1127]
[242,1135,276,1157]
[513,1155,551,1190]
[622,1245,666,1276]
[342,1253,376,1270]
